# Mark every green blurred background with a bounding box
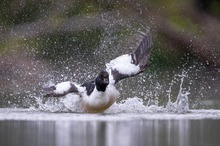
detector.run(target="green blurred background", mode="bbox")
[0,0,219,108]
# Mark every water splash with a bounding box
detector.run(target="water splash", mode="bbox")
[35,94,83,113]
[106,97,165,114]
[166,72,190,113]
[35,71,190,114]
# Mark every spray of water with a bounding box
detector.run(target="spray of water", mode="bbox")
[34,71,190,114]
[166,72,190,113]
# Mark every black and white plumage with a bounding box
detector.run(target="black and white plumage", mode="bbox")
[43,30,153,113]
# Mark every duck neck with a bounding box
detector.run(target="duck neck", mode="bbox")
[95,78,108,92]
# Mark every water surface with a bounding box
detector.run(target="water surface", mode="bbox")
[0,108,220,146]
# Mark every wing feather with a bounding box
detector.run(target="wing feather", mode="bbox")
[106,30,153,84]
[43,81,79,97]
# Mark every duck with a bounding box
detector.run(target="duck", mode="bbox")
[42,30,153,113]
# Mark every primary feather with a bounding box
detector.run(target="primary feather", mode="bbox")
[106,30,152,84]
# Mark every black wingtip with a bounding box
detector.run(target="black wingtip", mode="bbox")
[42,86,56,97]
[132,30,153,67]
[105,29,153,84]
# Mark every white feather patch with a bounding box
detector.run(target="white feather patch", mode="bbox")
[106,54,140,75]
[54,81,73,94]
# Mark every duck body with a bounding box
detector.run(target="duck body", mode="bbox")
[79,71,119,112]
[81,83,119,113]
[44,71,119,113]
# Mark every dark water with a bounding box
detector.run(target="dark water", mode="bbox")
[0,118,220,146]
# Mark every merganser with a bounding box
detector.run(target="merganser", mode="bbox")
[43,30,153,113]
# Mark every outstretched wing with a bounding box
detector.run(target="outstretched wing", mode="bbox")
[43,81,79,97]
[106,30,152,84]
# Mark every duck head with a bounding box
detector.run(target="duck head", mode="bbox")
[95,71,109,92]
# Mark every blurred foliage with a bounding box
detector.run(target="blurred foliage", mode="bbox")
[33,29,103,62]
[1,0,219,67]
[210,0,220,16]
[197,0,220,16]
[0,0,52,26]
[150,34,187,69]
[64,0,123,17]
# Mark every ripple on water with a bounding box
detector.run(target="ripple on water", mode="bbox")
[1,104,220,121]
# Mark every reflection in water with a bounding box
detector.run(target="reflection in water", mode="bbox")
[0,119,220,146]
